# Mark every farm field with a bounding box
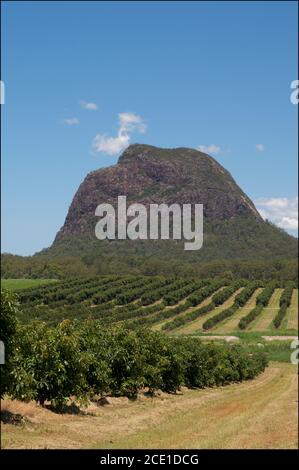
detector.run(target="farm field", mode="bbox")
[287,289,298,331]
[171,287,244,335]
[2,277,298,450]
[1,278,56,291]
[252,289,284,331]
[1,362,297,449]
[212,288,263,333]
[12,276,298,337]
[152,286,224,332]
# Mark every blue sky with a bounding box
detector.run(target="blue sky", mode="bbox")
[1,1,298,255]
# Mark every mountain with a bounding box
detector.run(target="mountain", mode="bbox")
[54,144,261,242]
[36,144,296,276]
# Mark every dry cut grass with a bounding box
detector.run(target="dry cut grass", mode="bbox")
[1,362,297,449]
[168,288,243,335]
[253,288,283,331]
[287,289,298,331]
[213,287,263,334]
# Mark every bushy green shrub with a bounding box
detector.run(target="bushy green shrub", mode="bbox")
[211,280,246,306]
[10,320,89,408]
[186,278,225,307]
[163,279,207,306]
[256,281,277,306]
[238,304,263,330]
[279,282,295,308]
[162,279,228,331]
[238,281,279,330]
[0,290,19,397]
[202,305,238,330]
[272,282,295,328]
[115,278,167,305]
[140,278,185,305]
[127,301,188,329]
[6,321,268,408]
[234,281,262,306]
[202,281,264,330]
[273,305,287,329]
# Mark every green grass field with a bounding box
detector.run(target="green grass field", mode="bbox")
[1,278,56,291]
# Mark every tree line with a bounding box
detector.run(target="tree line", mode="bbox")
[1,252,298,282]
[1,290,268,410]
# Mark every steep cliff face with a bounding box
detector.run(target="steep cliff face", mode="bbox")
[49,144,296,265]
[54,144,261,242]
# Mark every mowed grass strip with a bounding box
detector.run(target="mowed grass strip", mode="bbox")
[1,279,57,291]
[2,363,296,449]
[253,289,284,331]
[101,363,297,450]
[213,288,263,334]
[286,289,298,331]
[172,288,243,335]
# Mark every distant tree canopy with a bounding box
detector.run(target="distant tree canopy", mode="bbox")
[1,254,95,280]
[1,252,298,282]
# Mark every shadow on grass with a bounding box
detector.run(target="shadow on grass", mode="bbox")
[1,410,27,425]
[45,402,94,416]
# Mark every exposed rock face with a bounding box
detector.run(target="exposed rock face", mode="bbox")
[54,144,261,242]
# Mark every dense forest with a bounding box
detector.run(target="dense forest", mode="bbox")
[1,252,298,281]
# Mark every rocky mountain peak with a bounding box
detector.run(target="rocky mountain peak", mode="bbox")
[54,144,263,244]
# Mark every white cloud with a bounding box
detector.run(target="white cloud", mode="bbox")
[256,144,265,152]
[119,112,147,134]
[80,100,98,111]
[92,133,130,156]
[255,197,298,232]
[63,117,79,125]
[277,217,298,230]
[197,144,221,155]
[92,112,147,156]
